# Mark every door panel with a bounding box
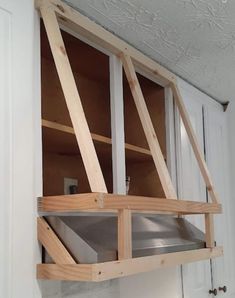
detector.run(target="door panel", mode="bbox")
[205,106,235,297]
[0,6,12,298]
[176,88,212,298]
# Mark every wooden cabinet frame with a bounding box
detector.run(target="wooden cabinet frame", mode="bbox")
[36,0,223,282]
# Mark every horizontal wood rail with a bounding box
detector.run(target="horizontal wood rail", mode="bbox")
[37,247,223,282]
[36,0,176,87]
[38,193,222,215]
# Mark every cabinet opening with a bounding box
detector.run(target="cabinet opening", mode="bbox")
[41,23,113,195]
[41,21,166,198]
[123,72,166,198]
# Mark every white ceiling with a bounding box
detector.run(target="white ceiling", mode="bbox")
[64,0,235,103]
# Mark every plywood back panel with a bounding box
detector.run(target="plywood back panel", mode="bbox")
[124,73,166,153]
[43,152,113,195]
[41,23,111,138]
[126,160,165,198]
[41,57,111,137]
[124,73,166,197]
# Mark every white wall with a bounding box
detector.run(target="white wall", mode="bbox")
[227,101,235,241]
[227,102,235,200]
[0,0,41,297]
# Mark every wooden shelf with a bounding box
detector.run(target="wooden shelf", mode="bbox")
[37,247,223,281]
[42,119,159,161]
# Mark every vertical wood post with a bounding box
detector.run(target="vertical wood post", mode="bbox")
[40,5,107,193]
[118,209,132,260]
[205,213,215,248]
[110,55,126,194]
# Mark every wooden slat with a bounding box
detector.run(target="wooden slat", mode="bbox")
[36,0,176,86]
[42,119,111,145]
[101,194,221,214]
[42,119,152,157]
[121,53,177,199]
[205,214,215,248]
[118,209,132,260]
[170,82,219,204]
[38,193,99,212]
[38,193,222,214]
[37,263,93,281]
[37,217,76,264]
[94,247,223,282]
[37,247,223,281]
[39,5,107,193]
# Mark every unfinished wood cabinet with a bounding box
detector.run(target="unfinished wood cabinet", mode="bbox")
[124,73,166,198]
[36,0,222,282]
[41,24,167,198]
[41,25,113,194]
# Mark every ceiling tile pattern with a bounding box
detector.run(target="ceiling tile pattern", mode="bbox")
[64,0,235,102]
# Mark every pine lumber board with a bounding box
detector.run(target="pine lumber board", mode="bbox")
[118,209,132,260]
[36,0,176,86]
[205,214,215,248]
[42,119,152,157]
[37,263,93,281]
[40,5,107,193]
[121,53,177,199]
[38,193,222,214]
[37,217,76,264]
[170,82,219,204]
[37,247,223,281]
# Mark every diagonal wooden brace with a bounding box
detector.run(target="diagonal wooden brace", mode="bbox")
[39,4,107,193]
[121,53,177,199]
[170,82,219,204]
[38,217,76,264]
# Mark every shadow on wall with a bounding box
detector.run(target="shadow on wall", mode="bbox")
[40,267,180,298]
[40,280,120,298]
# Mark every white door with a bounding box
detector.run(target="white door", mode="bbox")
[0,0,42,297]
[205,105,235,297]
[176,86,212,298]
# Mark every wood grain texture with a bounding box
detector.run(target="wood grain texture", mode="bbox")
[37,217,76,264]
[37,0,176,86]
[205,213,215,248]
[101,194,222,214]
[37,247,223,281]
[38,193,99,212]
[37,263,93,281]
[171,82,219,204]
[38,0,219,202]
[121,53,177,199]
[42,119,152,157]
[40,5,107,193]
[118,209,132,260]
[38,193,222,214]
[123,73,166,156]
[94,247,223,282]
